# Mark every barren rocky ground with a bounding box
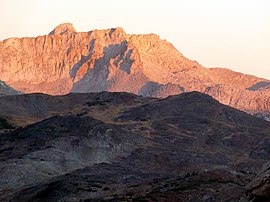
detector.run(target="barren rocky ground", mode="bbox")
[0,91,270,201]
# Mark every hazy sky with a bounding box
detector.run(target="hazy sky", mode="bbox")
[1,0,270,79]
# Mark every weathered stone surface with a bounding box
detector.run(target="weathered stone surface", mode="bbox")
[246,162,270,202]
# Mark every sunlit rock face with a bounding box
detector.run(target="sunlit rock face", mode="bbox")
[0,23,269,113]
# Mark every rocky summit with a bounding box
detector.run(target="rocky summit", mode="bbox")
[0,23,269,114]
[0,91,270,201]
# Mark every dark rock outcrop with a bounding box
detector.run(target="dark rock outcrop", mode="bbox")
[0,80,21,96]
[246,162,270,202]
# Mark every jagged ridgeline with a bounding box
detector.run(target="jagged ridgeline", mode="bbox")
[0,23,269,114]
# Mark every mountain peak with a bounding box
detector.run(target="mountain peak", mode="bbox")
[0,25,269,113]
[49,23,76,35]
[110,27,125,34]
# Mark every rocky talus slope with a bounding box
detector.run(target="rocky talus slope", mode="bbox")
[0,23,269,113]
[0,91,270,201]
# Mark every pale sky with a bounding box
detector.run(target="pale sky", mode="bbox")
[0,0,270,79]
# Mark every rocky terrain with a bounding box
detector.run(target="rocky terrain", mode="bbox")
[0,23,269,114]
[1,91,270,201]
[0,80,20,96]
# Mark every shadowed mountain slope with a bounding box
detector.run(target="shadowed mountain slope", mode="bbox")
[0,91,270,201]
[0,80,21,96]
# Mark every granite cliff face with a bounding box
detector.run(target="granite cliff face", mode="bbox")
[0,23,269,113]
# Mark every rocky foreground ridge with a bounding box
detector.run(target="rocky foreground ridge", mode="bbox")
[0,91,270,201]
[0,23,270,113]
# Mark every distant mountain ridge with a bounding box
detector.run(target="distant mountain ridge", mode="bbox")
[0,23,269,113]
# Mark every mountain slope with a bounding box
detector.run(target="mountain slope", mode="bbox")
[0,23,269,113]
[1,92,270,201]
[0,92,152,127]
[0,80,21,96]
